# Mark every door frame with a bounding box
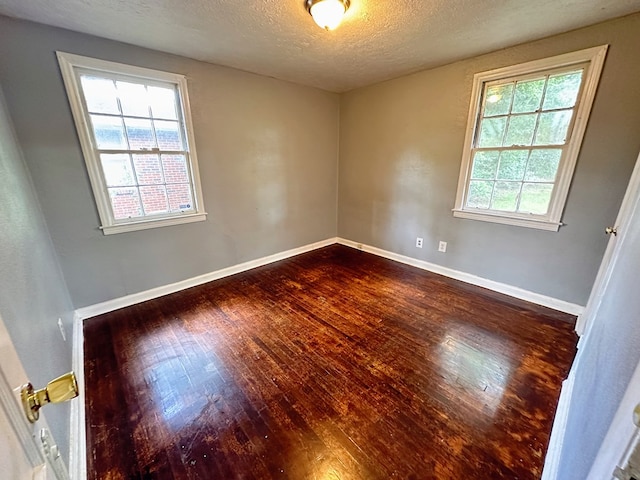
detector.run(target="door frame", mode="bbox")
[70,313,87,480]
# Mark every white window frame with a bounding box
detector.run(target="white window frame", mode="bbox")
[453,45,608,231]
[57,52,207,235]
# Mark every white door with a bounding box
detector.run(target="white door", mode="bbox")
[543,150,640,480]
[0,313,68,480]
[582,150,640,479]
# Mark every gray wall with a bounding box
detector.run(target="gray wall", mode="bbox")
[560,156,640,479]
[0,16,340,308]
[338,13,640,306]
[0,88,74,465]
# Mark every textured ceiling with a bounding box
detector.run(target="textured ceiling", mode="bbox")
[1,0,640,92]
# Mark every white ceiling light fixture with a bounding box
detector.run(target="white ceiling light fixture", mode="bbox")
[305,0,351,31]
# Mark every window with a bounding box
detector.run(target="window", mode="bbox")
[57,52,206,235]
[453,46,607,231]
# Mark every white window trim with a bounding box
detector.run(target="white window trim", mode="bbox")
[453,45,608,231]
[56,52,207,235]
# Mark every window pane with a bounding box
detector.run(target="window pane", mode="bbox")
[167,184,194,212]
[80,76,119,114]
[133,154,163,185]
[491,182,520,211]
[512,78,545,114]
[91,115,127,149]
[140,185,169,214]
[484,84,514,117]
[519,183,553,214]
[467,180,493,209]
[155,120,183,150]
[101,154,135,187]
[125,118,156,149]
[534,110,572,145]
[109,187,143,219]
[149,86,178,120]
[116,81,150,117]
[477,117,507,148]
[525,149,562,182]
[497,150,528,180]
[504,114,537,146]
[542,70,583,110]
[162,154,190,183]
[471,151,500,180]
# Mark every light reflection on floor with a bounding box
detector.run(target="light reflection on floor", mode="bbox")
[131,322,225,432]
[437,324,513,415]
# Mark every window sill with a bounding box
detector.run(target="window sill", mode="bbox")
[101,212,207,235]
[452,209,562,231]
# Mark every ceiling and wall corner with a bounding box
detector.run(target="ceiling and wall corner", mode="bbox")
[336,12,640,307]
[0,15,341,308]
[0,0,639,92]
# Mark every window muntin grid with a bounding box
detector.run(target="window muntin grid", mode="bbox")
[465,66,586,216]
[78,72,196,221]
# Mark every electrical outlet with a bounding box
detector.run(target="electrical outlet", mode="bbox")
[416,237,423,248]
[438,241,447,253]
[57,318,66,342]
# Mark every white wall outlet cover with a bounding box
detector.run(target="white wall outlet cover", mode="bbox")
[438,241,447,252]
[416,237,423,248]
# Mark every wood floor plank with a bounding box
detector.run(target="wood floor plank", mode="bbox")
[84,245,577,479]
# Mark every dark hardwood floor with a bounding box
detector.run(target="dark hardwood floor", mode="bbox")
[84,245,577,479]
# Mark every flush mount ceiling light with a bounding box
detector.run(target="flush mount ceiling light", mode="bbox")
[305,0,350,31]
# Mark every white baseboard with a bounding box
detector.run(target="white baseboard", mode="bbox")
[541,367,576,480]
[69,313,86,480]
[76,235,584,321]
[75,237,338,320]
[337,237,585,316]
